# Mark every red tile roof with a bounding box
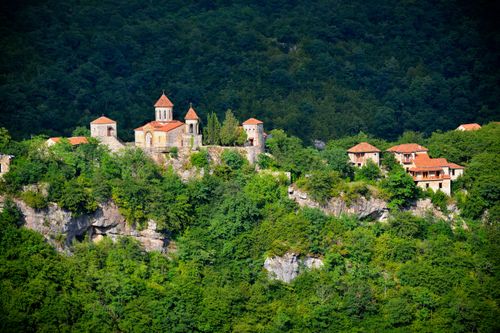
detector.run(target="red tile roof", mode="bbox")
[387,143,428,153]
[184,107,199,120]
[413,154,449,168]
[49,137,89,145]
[447,162,464,169]
[347,142,381,153]
[242,118,263,125]
[154,93,174,108]
[457,123,481,131]
[91,116,116,125]
[134,120,184,132]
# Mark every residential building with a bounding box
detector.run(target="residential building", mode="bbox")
[387,143,464,195]
[347,142,381,167]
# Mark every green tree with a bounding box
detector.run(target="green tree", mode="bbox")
[383,168,418,209]
[203,113,221,145]
[220,109,240,146]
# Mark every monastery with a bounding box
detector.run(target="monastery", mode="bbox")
[45,92,266,161]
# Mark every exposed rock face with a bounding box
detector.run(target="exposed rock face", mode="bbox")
[264,252,324,283]
[289,187,389,221]
[1,197,167,252]
[406,199,460,221]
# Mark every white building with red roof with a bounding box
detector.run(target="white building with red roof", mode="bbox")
[134,93,202,151]
[90,116,125,152]
[347,142,381,167]
[387,143,464,195]
[242,118,265,153]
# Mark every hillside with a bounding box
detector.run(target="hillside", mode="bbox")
[0,124,499,331]
[1,0,499,142]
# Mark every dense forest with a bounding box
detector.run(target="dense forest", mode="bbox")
[1,0,499,142]
[0,123,499,331]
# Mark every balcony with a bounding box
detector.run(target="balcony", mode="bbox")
[402,158,413,164]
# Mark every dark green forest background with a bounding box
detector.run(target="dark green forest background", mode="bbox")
[1,0,499,142]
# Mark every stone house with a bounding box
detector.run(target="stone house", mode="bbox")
[456,123,481,131]
[90,116,125,152]
[387,143,464,195]
[134,93,202,152]
[347,142,381,167]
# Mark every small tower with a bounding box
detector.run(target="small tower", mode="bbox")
[183,104,202,150]
[242,118,264,152]
[154,92,174,122]
[90,116,117,138]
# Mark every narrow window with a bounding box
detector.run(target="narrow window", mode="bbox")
[439,183,442,189]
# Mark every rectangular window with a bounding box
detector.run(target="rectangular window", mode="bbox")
[439,183,442,189]
[426,183,429,188]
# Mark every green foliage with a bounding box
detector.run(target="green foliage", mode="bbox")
[354,160,381,181]
[321,146,354,178]
[21,190,48,210]
[220,149,245,171]
[169,146,178,158]
[58,179,97,215]
[71,126,90,137]
[190,149,209,168]
[298,170,341,204]
[219,110,241,146]
[203,113,221,145]
[383,168,419,209]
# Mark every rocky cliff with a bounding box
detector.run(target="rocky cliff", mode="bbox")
[288,187,389,221]
[0,197,167,253]
[264,252,324,283]
[288,187,456,221]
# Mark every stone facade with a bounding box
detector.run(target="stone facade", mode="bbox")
[90,116,125,152]
[134,93,202,152]
[387,143,464,196]
[242,118,265,153]
[347,142,381,167]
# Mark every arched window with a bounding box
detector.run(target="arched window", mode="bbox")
[189,123,194,134]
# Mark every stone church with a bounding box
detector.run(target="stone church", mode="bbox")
[134,93,202,152]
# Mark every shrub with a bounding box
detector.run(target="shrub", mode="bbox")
[169,147,178,159]
[21,190,48,210]
[190,150,209,168]
[221,149,245,170]
[354,160,381,181]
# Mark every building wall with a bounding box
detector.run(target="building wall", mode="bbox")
[416,179,451,196]
[91,123,117,138]
[135,126,185,151]
[450,168,464,180]
[348,152,380,167]
[243,124,264,152]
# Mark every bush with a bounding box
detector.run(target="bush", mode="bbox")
[21,190,48,210]
[221,149,245,170]
[383,168,419,209]
[354,160,381,181]
[58,179,97,215]
[190,150,209,168]
[169,147,178,159]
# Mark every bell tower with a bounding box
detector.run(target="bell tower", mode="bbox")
[154,92,174,122]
